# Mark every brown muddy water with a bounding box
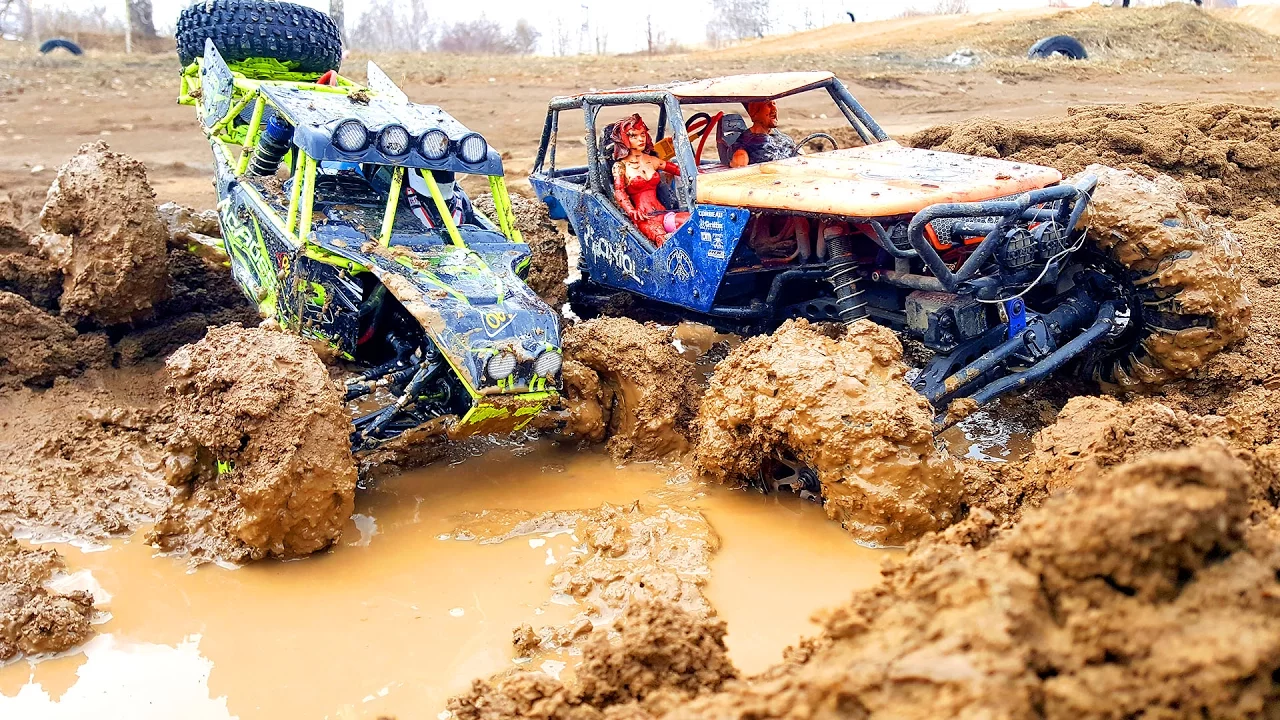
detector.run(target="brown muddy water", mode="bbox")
[0,436,917,720]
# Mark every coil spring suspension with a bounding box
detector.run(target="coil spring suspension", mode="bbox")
[826,235,867,323]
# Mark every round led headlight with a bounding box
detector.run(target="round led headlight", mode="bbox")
[458,133,489,164]
[420,129,450,161]
[486,352,517,381]
[377,124,411,156]
[533,350,562,378]
[333,119,370,153]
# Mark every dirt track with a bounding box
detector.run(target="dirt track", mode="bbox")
[3,4,1280,718]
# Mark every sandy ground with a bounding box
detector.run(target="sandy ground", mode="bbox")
[1,6,1278,208]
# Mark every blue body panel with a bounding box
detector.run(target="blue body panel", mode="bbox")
[530,175,749,313]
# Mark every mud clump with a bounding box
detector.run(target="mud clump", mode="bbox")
[561,318,702,461]
[672,446,1280,719]
[0,199,61,311]
[0,291,107,388]
[460,501,718,657]
[148,325,357,564]
[38,141,170,326]
[449,600,736,720]
[696,319,962,547]
[906,103,1280,219]
[0,529,95,661]
[475,192,569,309]
[1075,165,1250,387]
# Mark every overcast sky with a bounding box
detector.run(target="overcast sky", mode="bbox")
[37,0,1273,55]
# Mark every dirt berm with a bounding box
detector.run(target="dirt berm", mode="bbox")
[906,102,1280,220]
[696,319,962,547]
[450,600,737,720]
[37,140,171,326]
[0,528,95,662]
[148,325,358,564]
[561,317,702,462]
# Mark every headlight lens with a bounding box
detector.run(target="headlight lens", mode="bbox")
[486,352,517,380]
[333,119,370,153]
[533,351,562,378]
[377,125,411,156]
[420,129,450,160]
[458,133,488,164]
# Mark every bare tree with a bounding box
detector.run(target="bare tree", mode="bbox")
[933,0,969,14]
[437,17,516,54]
[552,17,571,57]
[705,0,771,49]
[127,0,155,37]
[511,19,540,55]
[329,0,346,44]
[348,0,432,51]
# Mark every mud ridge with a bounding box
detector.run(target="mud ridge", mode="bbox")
[38,140,171,326]
[561,317,702,462]
[148,325,357,564]
[696,319,962,547]
[906,102,1280,219]
[450,600,736,720]
[0,528,95,662]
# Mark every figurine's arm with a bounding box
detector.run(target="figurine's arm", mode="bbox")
[612,163,645,224]
[731,149,749,168]
[660,161,682,177]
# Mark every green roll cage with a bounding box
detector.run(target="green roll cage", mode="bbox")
[178,60,526,257]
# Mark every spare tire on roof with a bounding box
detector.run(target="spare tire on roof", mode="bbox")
[1027,35,1088,60]
[176,0,343,73]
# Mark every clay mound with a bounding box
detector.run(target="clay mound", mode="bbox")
[561,317,702,461]
[906,103,1280,219]
[1074,165,1249,387]
[450,600,736,720]
[114,206,257,365]
[148,325,357,564]
[0,291,107,388]
[977,4,1280,61]
[474,192,569,309]
[0,529,95,661]
[0,197,61,312]
[675,446,1280,720]
[39,140,170,326]
[696,319,962,547]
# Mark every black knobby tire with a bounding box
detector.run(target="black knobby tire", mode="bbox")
[176,0,343,73]
[1027,35,1088,60]
[39,38,83,55]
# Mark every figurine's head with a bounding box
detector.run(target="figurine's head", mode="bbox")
[611,113,653,160]
[744,100,779,130]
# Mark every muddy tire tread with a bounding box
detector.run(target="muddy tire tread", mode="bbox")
[176,0,342,73]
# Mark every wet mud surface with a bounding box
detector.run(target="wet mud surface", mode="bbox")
[561,317,703,461]
[0,441,887,719]
[697,320,962,547]
[150,326,358,564]
[38,141,170,327]
[4,94,1280,717]
[0,530,94,663]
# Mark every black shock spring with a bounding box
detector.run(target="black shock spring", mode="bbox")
[248,114,294,177]
[825,234,867,323]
